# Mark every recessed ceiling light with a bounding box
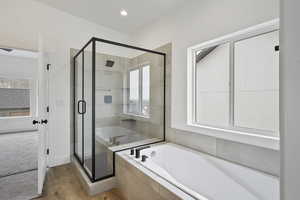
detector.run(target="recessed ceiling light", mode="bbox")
[120,9,128,16]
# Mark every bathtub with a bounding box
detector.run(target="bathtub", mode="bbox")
[121,143,279,200]
[95,126,148,146]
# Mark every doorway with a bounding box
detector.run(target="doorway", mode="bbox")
[0,45,49,199]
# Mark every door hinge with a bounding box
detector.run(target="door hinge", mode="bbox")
[46,149,50,155]
[46,106,49,112]
[275,45,279,51]
[46,64,51,71]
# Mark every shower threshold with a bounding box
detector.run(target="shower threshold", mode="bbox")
[73,158,117,196]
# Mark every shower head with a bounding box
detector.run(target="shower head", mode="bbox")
[105,60,114,67]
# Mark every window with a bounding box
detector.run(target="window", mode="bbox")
[195,43,230,127]
[128,69,140,114]
[234,31,279,133]
[142,65,150,116]
[0,78,31,117]
[190,30,279,137]
[127,65,150,117]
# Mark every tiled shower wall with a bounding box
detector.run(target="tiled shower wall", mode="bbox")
[71,48,165,146]
[95,52,129,128]
[122,52,165,140]
[156,43,280,177]
[95,51,165,140]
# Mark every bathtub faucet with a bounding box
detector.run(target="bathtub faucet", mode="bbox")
[141,155,148,162]
[135,146,150,159]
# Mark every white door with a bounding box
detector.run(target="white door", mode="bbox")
[36,35,50,195]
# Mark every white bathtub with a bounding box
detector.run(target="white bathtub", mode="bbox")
[123,143,279,200]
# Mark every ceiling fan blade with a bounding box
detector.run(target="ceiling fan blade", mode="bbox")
[0,48,13,52]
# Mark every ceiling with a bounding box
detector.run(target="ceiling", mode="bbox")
[35,0,186,34]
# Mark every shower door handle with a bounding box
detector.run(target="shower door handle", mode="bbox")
[77,100,83,114]
[78,100,87,114]
[82,100,86,114]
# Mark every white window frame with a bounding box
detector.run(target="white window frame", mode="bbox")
[125,64,150,118]
[187,19,280,150]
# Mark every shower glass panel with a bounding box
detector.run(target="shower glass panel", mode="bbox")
[74,52,83,163]
[83,43,93,177]
[74,38,166,182]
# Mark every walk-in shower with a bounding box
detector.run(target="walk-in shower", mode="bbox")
[73,38,166,182]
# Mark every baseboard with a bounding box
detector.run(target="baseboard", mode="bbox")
[48,155,70,167]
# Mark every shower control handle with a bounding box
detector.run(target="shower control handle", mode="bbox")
[135,146,151,159]
[130,149,135,155]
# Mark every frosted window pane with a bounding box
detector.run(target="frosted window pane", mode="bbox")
[195,43,230,127]
[234,31,279,135]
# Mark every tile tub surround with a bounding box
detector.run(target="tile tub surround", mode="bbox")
[167,128,280,176]
[115,152,190,200]
[154,43,280,176]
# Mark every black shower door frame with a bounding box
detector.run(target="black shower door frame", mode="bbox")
[73,37,166,182]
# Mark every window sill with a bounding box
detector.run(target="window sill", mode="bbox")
[173,122,279,150]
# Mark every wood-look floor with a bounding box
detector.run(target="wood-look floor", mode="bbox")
[34,164,122,200]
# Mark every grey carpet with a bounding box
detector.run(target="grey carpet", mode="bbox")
[0,132,38,177]
[0,131,38,200]
[0,170,38,200]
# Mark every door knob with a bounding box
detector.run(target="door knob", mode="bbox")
[41,119,48,124]
[32,120,40,125]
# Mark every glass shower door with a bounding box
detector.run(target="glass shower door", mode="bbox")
[74,44,95,179]
[74,52,83,163]
[83,44,94,177]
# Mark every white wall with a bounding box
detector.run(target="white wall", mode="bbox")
[0,54,38,132]
[132,0,279,147]
[280,0,300,199]
[0,0,131,167]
